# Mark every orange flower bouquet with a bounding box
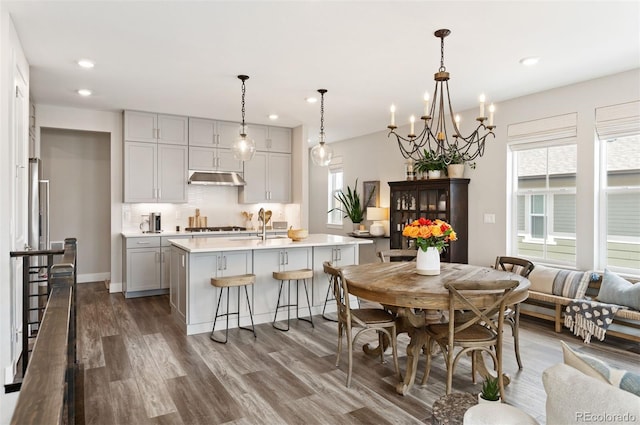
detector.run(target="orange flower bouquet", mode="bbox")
[402,217,457,252]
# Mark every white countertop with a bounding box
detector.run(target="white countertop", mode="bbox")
[121,229,285,238]
[168,233,373,253]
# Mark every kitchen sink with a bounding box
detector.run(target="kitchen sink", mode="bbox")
[226,235,289,241]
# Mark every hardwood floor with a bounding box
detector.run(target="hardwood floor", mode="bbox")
[77,282,639,425]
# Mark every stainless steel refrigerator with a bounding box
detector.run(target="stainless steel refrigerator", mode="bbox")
[28,158,49,252]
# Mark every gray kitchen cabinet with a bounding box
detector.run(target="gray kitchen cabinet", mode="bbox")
[161,236,191,290]
[125,110,188,145]
[239,151,291,203]
[253,125,291,153]
[188,117,244,172]
[252,247,312,317]
[124,141,188,203]
[188,146,242,172]
[188,117,240,149]
[123,236,162,297]
[311,245,356,306]
[187,250,252,325]
[170,245,187,321]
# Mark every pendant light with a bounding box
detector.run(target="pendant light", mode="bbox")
[232,75,256,161]
[311,89,333,166]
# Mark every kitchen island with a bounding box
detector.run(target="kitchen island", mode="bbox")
[169,234,372,335]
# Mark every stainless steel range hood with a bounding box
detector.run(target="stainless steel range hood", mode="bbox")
[188,170,246,186]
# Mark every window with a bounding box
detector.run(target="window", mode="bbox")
[596,101,640,275]
[599,134,640,273]
[327,166,343,226]
[512,144,577,264]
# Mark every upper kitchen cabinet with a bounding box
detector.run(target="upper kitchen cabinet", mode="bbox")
[124,142,188,203]
[253,126,291,153]
[125,111,188,145]
[239,151,291,203]
[188,118,242,172]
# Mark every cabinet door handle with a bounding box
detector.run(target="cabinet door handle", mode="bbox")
[337,248,341,261]
[157,128,161,140]
[181,254,185,268]
[136,241,151,245]
[216,134,220,145]
[155,252,160,263]
[157,188,161,199]
[223,256,227,270]
[266,138,272,149]
[160,252,165,263]
[285,251,289,265]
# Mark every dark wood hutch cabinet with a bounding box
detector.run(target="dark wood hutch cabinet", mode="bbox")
[388,178,469,264]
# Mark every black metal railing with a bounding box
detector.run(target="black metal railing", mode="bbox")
[10,238,78,425]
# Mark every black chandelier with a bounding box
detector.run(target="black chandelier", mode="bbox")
[387,29,496,164]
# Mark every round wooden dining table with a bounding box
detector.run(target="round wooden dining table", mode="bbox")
[340,261,530,395]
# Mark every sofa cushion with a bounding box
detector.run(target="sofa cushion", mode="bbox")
[528,265,591,299]
[561,341,640,397]
[543,363,640,425]
[597,268,640,310]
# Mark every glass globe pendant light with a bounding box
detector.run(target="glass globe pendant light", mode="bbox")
[232,75,256,161]
[311,89,333,166]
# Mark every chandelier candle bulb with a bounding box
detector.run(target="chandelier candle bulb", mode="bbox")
[423,92,430,117]
[390,104,396,126]
[479,93,486,118]
[489,103,495,127]
[409,115,415,136]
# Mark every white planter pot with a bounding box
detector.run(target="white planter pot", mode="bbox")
[478,393,501,404]
[427,170,442,179]
[447,164,465,178]
[416,246,440,275]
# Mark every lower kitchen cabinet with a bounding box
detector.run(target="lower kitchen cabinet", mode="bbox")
[123,235,190,298]
[184,250,252,326]
[123,236,161,297]
[311,245,356,306]
[252,247,312,317]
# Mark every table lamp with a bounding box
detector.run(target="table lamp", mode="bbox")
[367,207,388,236]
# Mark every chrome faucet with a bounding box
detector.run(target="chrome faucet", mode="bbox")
[258,208,267,241]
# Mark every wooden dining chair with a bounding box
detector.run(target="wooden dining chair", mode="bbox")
[377,249,418,263]
[494,256,534,370]
[322,261,401,388]
[422,279,518,401]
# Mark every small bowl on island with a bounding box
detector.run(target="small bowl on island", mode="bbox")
[287,228,308,241]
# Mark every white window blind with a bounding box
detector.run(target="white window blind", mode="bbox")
[595,100,640,140]
[508,113,578,145]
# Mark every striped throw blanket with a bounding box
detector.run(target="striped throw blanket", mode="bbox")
[564,300,620,343]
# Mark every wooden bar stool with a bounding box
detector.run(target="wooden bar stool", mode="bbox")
[210,273,257,344]
[272,269,315,331]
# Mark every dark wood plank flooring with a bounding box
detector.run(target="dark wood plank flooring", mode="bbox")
[77,282,639,425]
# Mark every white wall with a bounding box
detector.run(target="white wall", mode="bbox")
[0,9,27,422]
[35,105,124,289]
[41,128,111,281]
[309,69,640,270]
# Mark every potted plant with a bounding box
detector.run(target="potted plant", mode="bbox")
[329,179,374,231]
[414,149,446,179]
[478,375,501,403]
[444,147,476,178]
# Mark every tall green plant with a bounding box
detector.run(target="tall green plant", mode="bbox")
[329,179,374,224]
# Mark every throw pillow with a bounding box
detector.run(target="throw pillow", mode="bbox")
[561,341,640,397]
[528,265,592,298]
[597,268,640,310]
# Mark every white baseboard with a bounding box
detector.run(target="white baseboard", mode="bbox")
[108,282,122,293]
[78,272,110,284]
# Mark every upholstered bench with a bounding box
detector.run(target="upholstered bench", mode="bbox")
[520,265,640,342]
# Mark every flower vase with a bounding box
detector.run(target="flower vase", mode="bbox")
[416,246,440,275]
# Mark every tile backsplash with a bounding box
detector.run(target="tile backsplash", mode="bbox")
[122,185,300,232]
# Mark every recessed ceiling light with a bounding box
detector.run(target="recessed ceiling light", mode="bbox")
[268,114,279,120]
[519,56,540,66]
[77,59,95,69]
[306,97,318,104]
[77,89,92,96]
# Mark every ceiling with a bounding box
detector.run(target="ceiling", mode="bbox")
[4,1,639,144]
